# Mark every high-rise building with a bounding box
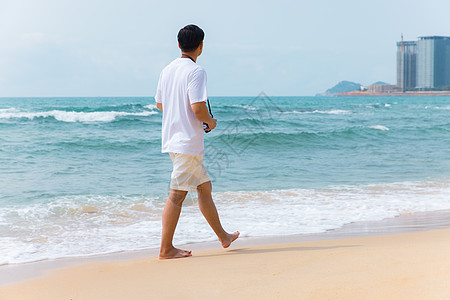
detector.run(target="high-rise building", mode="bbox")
[396,37,417,91]
[416,36,450,89]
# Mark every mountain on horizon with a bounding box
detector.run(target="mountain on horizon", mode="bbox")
[316,81,362,96]
[371,81,390,85]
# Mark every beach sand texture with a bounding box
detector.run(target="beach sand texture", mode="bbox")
[1,229,449,300]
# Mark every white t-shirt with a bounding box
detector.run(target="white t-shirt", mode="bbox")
[155,58,208,156]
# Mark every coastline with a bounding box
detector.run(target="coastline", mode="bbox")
[337,90,450,96]
[1,230,449,299]
[1,209,449,291]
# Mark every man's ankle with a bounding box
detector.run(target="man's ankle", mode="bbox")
[160,245,174,252]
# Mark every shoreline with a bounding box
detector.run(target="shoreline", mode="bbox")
[337,91,450,96]
[1,229,449,299]
[1,208,449,288]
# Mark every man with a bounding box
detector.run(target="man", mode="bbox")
[155,24,239,259]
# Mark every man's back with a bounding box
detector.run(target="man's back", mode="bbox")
[157,24,239,260]
[155,57,208,156]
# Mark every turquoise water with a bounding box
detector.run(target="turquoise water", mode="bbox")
[1,96,449,263]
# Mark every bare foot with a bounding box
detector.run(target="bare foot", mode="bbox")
[221,231,240,248]
[159,247,192,259]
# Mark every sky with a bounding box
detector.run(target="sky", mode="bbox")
[1,0,449,97]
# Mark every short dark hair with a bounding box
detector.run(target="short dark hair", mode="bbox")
[177,24,204,52]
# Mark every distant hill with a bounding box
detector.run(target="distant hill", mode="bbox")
[371,81,390,85]
[316,81,362,96]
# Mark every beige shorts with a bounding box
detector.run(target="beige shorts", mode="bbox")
[169,152,211,192]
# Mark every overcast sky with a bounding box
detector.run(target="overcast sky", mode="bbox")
[1,0,449,97]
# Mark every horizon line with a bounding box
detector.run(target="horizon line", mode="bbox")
[0,95,318,98]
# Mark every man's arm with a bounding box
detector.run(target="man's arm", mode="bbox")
[191,102,216,130]
[156,102,163,112]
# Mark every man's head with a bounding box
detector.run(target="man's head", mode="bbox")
[178,24,204,54]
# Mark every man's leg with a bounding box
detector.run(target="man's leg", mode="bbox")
[159,189,191,259]
[197,181,239,248]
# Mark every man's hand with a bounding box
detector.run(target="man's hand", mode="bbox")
[191,101,216,131]
[208,118,217,130]
[156,102,163,112]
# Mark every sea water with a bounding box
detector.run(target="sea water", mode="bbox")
[0,96,449,264]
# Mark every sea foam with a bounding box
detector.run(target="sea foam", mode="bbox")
[1,179,449,264]
[144,104,157,110]
[286,109,352,115]
[0,109,158,123]
[370,125,390,131]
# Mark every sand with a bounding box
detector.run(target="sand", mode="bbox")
[1,229,449,300]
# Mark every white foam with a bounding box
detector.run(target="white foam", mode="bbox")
[0,107,18,113]
[424,105,450,110]
[1,179,449,264]
[370,125,389,131]
[232,104,258,110]
[144,104,157,110]
[286,110,352,115]
[0,109,158,123]
[434,105,450,110]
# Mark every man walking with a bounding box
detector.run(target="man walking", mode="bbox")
[155,24,239,259]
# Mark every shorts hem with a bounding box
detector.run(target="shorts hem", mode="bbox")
[170,178,211,192]
[169,185,194,192]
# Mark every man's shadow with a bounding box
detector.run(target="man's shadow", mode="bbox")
[192,244,360,258]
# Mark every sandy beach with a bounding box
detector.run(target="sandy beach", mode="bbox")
[1,227,449,300]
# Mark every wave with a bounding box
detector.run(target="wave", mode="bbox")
[215,104,351,115]
[366,103,393,109]
[369,125,390,131]
[427,105,450,110]
[284,109,352,115]
[212,124,396,148]
[90,103,158,112]
[1,179,449,264]
[213,131,318,147]
[0,108,18,113]
[230,104,258,111]
[51,138,160,150]
[0,109,158,123]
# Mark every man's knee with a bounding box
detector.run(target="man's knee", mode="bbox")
[197,181,212,194]
[168,189,188,207]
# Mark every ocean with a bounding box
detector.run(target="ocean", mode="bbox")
[1,95,449,264]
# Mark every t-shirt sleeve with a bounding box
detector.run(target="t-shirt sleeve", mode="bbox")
[155,72,163,103]
[188,67,208,104]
